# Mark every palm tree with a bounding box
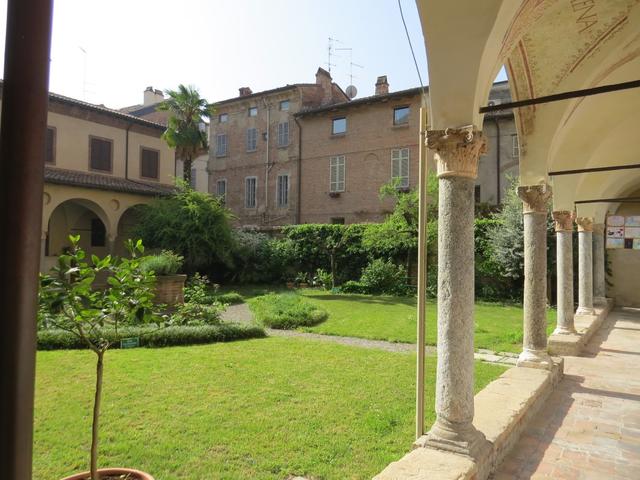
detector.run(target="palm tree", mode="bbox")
[157,84,214,185]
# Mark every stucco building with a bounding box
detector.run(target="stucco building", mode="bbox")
[209,72,519,226]
[2,86,177,271]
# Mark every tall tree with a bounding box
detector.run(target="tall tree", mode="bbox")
[157,84,214,185]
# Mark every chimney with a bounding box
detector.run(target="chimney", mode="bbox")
[143,86,164,106]
[239,87,253,97]
[315,67,333,104]
[375,76,389,96]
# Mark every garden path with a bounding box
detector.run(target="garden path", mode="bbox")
[493,307,640,479]
[221,303,517,365]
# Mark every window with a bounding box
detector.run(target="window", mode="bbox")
[245,176,257,208]
[248,107,258,117]
[90,218,106,247]
[330,155,345,192]
[331,217,345,225]
[246,128,258,151]
[277,122,289,147]
[332,117,347,135]
[475,185,481,204]
[190,168,197,189]
[89,136,113,172]
[277,174,289,207]
[218,113,228,123]
[216,134,228,156]
[393,106,410,125]
[391,148,410,188]
[512,134,519,158]
[140,148,159,179]
[45,127,56,164]
[280,100,290,111]
[216,179,227,203]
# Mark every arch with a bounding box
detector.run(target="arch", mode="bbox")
[113,204,149,257]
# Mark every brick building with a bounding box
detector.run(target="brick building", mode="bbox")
[208,72,518,226]
[207,68,348,226]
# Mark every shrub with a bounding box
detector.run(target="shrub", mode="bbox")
[171,302,223,326]
[133,187,235,273]
[214,292,244,305]
[248,293,328,329]
[228,230,296,284]
[184,272,214,304]
[314,268,332,290]
[140,250,184,276]
[360,258,407,295]
[37,324,266,350]
[340,280,370,294]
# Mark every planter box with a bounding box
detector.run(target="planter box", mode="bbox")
[154,274,187,305]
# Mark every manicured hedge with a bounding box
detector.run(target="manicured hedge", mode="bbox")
[37,324,266,350]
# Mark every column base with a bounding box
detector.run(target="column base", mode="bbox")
[517,348,552,370]
[593,296,607,306]
[423,418,489,459]
[576,306,595,316]
[552,324,577,335]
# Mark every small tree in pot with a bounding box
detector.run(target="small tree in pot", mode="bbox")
[39,235,161,480]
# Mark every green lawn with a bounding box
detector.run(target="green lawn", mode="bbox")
[34,338,505,480]
[296,290,556,353]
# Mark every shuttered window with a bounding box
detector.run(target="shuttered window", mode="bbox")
[391,148,410,188]
[89,137,113,172]
[45,127,56,164]
[277,174,289,207]
[277,122,289,147]
[91,218,106,247]
[190,168,197,189]
[140,148,159,179]
[330,155,345,192]
[216,134,228,156]
[216,179,227,203]
[245,176,257,208]
[246,128,257,151]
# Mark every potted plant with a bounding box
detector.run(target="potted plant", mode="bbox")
[285,275,296,289]
[140,250,186,305]
[39,235,160,480]
[295,272,309,288]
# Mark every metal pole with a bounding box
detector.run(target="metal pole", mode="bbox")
[415,106,428,439]
[0,0,53,478]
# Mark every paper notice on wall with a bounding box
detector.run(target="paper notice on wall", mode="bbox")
[607,216,625,227]
[607,238,625,249]
[626,216,640,227]
[625,227,640,239]
[607,227,625,239]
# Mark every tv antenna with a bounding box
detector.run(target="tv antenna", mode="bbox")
[335,47,363,99]
[326,37,342,74]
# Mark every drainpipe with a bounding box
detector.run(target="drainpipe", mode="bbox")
[125,122,133,180]
[263,98,271,220]
[493,116,501,205]
[294,116,303,224]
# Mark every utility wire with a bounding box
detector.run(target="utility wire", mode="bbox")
[398,0,427,108]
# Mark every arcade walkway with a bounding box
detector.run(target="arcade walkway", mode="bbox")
[493,308,640,479]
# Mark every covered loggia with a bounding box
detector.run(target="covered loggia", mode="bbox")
[376,1,640,479]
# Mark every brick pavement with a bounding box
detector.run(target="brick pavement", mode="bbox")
[492,307,640,479]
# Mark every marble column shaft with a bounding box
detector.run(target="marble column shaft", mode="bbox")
[517,185,552,369]
[592,224,606,304]
[424,127,487,458]
[576,217,595,315]
[552,211,576,334]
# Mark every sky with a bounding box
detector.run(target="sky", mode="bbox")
[0,0,438,110]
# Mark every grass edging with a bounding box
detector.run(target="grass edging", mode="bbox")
[37,324,266,350]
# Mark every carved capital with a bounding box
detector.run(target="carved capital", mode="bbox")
[593,223,605,235]
[552,210,575,232]
[517,184,552,214]
[575,216,594,232]
[427,128,487,179]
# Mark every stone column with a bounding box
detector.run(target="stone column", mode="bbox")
[592,223,606,305]
[576,217,595,315]
[106,234,116,256]
[517,185,552,369]
[552,211,576,334]
[40,231,47,271]
[424,127,487,458]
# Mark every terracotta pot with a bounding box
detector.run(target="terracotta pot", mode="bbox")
[299,282,309,288]
[61,467,154,480]
[153,274,187,305]
[286,282,295,289]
